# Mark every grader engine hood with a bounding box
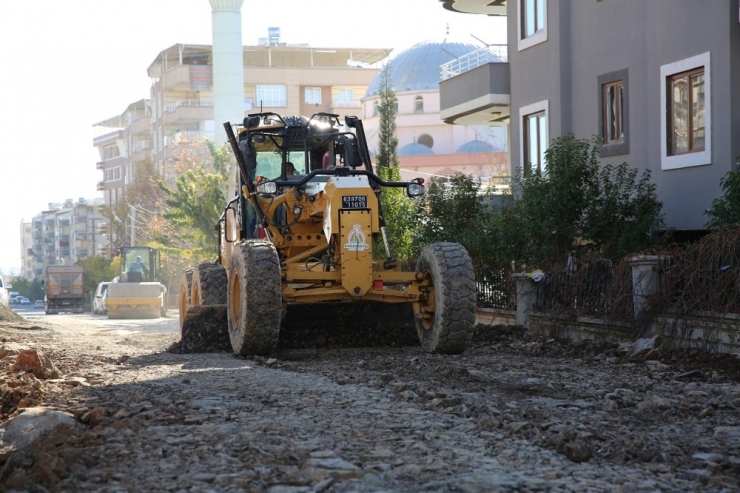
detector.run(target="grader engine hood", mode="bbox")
[322,176,379,297]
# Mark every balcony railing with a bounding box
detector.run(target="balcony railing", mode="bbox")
[97,181,105,191]
[96,161,104,170]
[331,101,362,109]
[164,99,214,112]
[440,45,509,81]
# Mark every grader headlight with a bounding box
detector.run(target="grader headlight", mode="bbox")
[406,182,425,197]
[256,181,277,194]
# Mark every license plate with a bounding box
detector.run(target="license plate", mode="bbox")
[341,195,367,209]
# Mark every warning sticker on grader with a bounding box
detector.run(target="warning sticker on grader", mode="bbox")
[344,224,369,251]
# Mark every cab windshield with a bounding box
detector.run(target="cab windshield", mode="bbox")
[255,150,308,179]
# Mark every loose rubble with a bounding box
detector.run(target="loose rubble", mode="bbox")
[0,314,739,492]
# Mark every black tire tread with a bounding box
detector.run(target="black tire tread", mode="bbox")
[193,263,227,306]
[228,240,282,356]
[415,242,476,354]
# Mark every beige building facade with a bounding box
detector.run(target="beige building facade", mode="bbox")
[93,42,389,205]
[360,39,508,185]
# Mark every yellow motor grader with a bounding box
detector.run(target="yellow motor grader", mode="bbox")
[179,112,476,355]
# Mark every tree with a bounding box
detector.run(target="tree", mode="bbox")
[412,174,500,264]
[153,140,231,284]
[374,63,416,260]
[10,277,45,303]
[75,255,115,301]
[705,167,740,230]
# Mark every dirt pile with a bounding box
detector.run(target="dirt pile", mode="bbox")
[0,304,24,323]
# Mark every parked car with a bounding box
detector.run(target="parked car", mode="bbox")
[9,292,19,304]
[93,281,111,315]
[19,297,30,305]
[0,276,11,307]
[34,300,44,309]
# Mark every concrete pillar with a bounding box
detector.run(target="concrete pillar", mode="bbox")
[512,273,538,328]
[627,255,662,317]
[210,0,245,145]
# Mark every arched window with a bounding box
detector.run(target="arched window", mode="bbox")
[414,96,424,113]
[417,134,434,149]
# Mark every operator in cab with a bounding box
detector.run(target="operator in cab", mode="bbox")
[128,255,148,282]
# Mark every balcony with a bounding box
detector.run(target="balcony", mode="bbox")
[93,129,123,147]
[159,65,213,92]
[439,45,511,125]
[130,116,151,136]
[96,161,104,170]
[163,101,214,127]
[330,100,362,109]
[133,140,153,153]
[97,181,105,191]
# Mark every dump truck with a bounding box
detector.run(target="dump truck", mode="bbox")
[106,246,167,319]
[44,266,85,314]
[179,112,477,355]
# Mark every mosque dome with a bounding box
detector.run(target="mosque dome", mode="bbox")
[456,140,495,154]
[365,39,482,97]
[398,143,435,156]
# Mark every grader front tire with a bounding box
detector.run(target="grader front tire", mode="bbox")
[228,241,282,356]
[414,242,476,354]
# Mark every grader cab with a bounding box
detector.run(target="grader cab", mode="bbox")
[179,112,476,355]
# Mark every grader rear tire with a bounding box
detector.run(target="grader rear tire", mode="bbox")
[414,242,476,354]
[192,263,227,306]
[178,269,193,335]
[228,240,282,356]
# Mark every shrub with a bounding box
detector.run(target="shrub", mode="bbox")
[705,167,740,230]
[504,134,664,269]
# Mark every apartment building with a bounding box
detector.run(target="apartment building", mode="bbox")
[93,38,389,204]
[20,222,33,280]
[93,99,152,207]
[438,0,740,233]
[25,199,108,280]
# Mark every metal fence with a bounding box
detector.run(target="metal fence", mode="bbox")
[533,260,617,317]
[400,258,516,310]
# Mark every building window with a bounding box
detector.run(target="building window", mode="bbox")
[338,89,354,104]
[660,52,711,170]
[519,100,549,175]
[522,0,545,37]
[414,96,424,113]
[668,68,704,156]
[417,134,434,149]
[603,81,624,145]
[524,111,547,175]
[518,0,547,51]
[105,167,122,182]
[256,85,287,107]
[305,87,321,105]
[598,69,629,157]
[373,101,380,117]
[103,145,119,160]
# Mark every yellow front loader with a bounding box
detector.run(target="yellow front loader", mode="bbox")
[179,113,476,355]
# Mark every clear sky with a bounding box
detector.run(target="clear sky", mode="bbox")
[0,0,506,274]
